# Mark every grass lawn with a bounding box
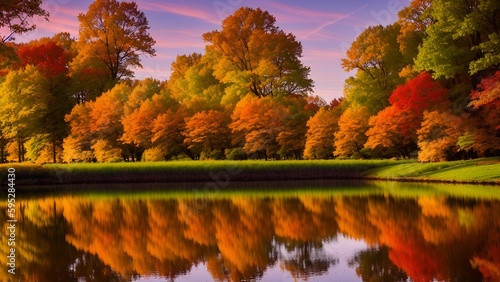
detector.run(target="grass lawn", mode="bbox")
[366,158,500,182]
[0,157,498,186]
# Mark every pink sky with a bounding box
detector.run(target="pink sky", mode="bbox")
[16,0,411,102]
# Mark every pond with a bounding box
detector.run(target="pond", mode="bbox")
[2,180,499,281]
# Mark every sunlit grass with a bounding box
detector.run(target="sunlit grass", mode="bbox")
[366,157,500,182]
[1,157,498,186]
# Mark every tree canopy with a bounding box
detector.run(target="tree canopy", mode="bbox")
[0,0,49,44]
[203,7,313,100]
[0,0,499,163]
[74,0,156,81]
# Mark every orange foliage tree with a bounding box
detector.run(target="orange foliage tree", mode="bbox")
[230,95,289,159]
[151,106,190,159]
[417,111,463,162]
[365,106,413,157]
[303,107,338,159]
[183,110,231,158]
[334,106,370,158]
[63,103,93,162]
[121,97,162,149]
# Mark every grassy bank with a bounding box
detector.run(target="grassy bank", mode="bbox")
[0,157,499,186]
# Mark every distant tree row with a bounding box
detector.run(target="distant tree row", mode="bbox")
[0,0,498,163]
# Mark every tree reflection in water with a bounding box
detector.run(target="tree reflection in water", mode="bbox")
[1,190,498,281]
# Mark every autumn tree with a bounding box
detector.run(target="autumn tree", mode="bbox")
[63,103,93,162]
[468,71,500,154]
[69,54,113,103]
[333,106,370,158]
[121,96,162,151]
[230,95,289,159]
[64,82,131,162]
[151,105,190,160]
[417,111,463,162]
[89,82,131,160]
[120,79,163,159]
[396,0,433,75]
[203,7,313,102]
[183,110,231,158]
[342,24,406,115]
[365,72,449,157]
[17,37,75,162]
[74,0,156,81]
[0,0,49,44]
[276,95,317,159]
[303,107,338,160]
[0,65,49,162]
[365,106,413,157]
[168,53,224,112]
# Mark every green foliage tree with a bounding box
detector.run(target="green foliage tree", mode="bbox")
[168,53,224,112]
[0,65,49,162]
[342,24,406,115]
[415,0,500,78]
[17,37,75,162]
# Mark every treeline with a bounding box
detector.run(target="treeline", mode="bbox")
[0,0,499,163]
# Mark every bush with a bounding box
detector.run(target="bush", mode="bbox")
[91,140,122,162]
[200,150,224,160]
[142,147,165,162]
[225,148,246,160]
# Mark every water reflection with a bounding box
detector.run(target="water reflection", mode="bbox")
[1,183,499,281]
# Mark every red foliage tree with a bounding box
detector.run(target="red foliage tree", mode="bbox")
[17,41,67,77]
[468,71,500,154]
[389,71,448,136]
[365,72,449,157]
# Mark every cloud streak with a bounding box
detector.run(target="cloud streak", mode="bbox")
[265,1,345,23]
[304,4,368,39]
[139,2,220,24]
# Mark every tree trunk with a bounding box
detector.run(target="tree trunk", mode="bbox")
[52,139,57,163]
[18,132,22,163]
[0,137,4,163]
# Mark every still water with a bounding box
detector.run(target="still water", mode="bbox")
[2,181,499,281]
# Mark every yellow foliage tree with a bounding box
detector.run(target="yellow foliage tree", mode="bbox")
[91,139,122,162]
[334,106,370,158]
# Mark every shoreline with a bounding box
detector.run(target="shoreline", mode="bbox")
[1,158,499,188]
